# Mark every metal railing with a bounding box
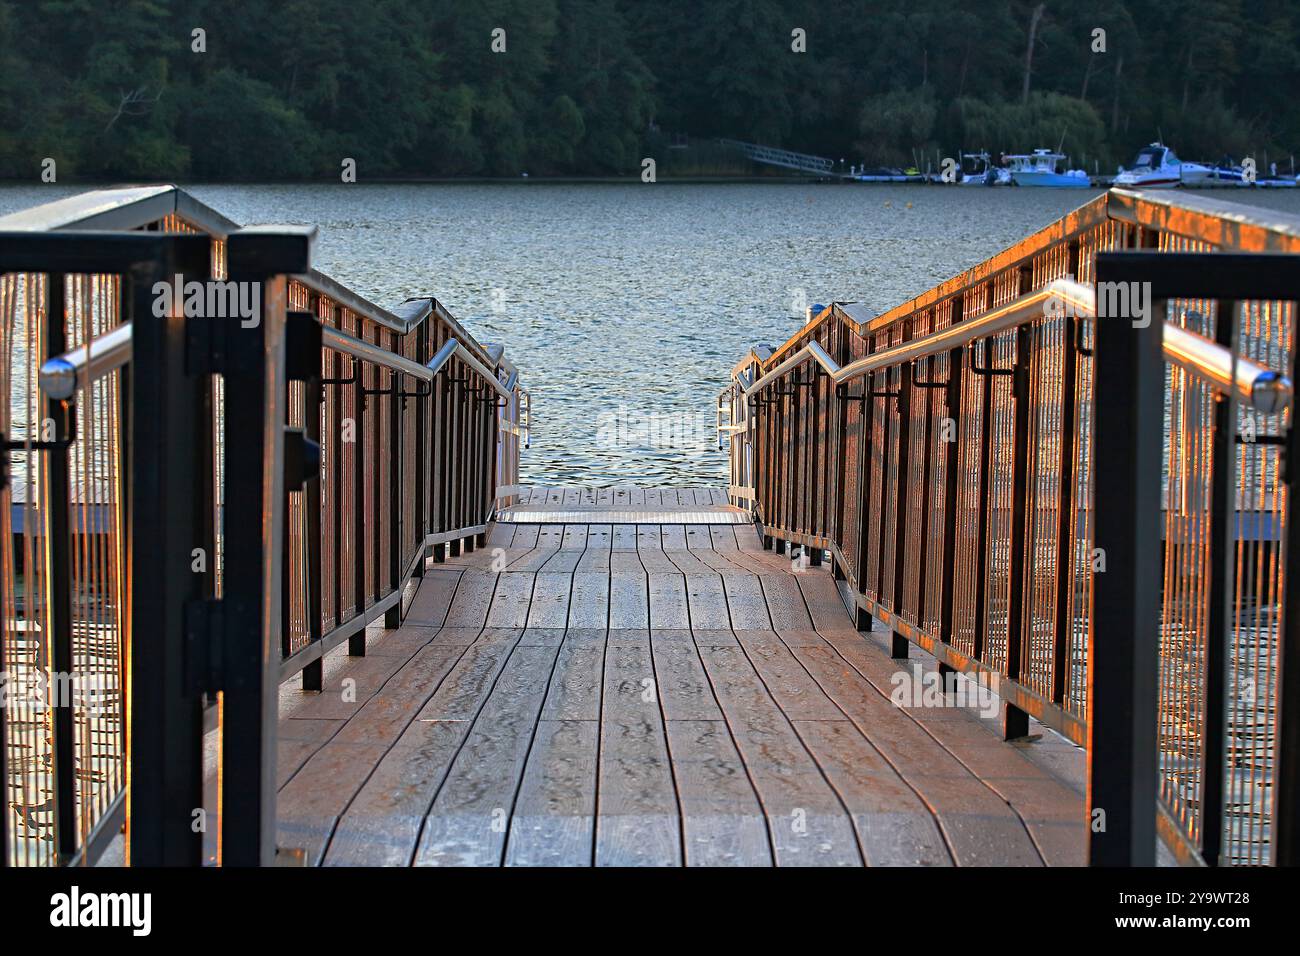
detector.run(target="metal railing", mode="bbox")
[0,186,524,866]
[722,187,1300,866]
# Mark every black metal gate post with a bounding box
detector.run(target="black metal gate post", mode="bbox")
[1087,257,1164,866]
[219,226,315,865]
[1279,319,1300,867]
[127,235,214,866]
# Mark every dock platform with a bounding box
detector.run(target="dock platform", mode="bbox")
[274,487,1085,867]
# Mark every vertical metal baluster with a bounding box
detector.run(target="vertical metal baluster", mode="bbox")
[972,335,995,667]
[447,366,462,558]
[350,334,367,656]
[890,326,913,658]
[1004,319,1034,739]
[1201,297,1240,864]
[331,338,343,634]
[302,324,324,692]
[414,323,428,569]
[386,357,404,628]
[915,351,936,629]
[939,300,966,649]
[855,345,877,629]
[372,343,384,595]
[1052,308,1079,706]
[42,273,77,862]
[432,327,446,563]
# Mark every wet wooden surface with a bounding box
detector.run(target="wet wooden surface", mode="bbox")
[275,486,1086,866]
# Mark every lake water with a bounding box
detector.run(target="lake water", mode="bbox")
[4,182,1299,485]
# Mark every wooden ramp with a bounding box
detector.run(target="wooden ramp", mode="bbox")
[274,486,1086,866]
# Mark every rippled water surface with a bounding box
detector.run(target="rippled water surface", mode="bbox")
[5,182,1299,485]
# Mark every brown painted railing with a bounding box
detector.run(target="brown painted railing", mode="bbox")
[723,188,1300,866]
[0,186,523,866]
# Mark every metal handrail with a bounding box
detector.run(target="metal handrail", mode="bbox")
[1163,322,1293,413]
[741,280,1091,393]
[738,279,1292,413]
[756,188,1300,371]
[40,313,520,402]
[39,323,133,400]
[322,325,435,382]
[423,336,512,398]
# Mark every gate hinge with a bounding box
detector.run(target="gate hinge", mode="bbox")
[284,427,321,490]
[185,598,225,694]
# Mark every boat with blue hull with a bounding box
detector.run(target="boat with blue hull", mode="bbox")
[1004,149,1090,187]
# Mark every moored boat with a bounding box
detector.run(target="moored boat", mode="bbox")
[1113,142,1211,188]
[1003,149,1090,187]
[1177,157,1299,188]
[851,166,925,183]
[959,152,1011,186]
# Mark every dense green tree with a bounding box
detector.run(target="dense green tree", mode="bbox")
[0,0,1296,180]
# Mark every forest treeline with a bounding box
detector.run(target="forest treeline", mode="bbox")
[1,0,1296,181]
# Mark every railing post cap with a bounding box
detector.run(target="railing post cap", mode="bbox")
[39,357,77,401]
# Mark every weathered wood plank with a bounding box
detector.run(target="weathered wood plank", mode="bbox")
[685,573,730,629]
[696,644,861,866]
[321,631,523,865]
[608,562,650,630]
[734,631,843,720]
[596,633,681,866]
[578,525,612,572]
[660,524,688,550]
[723,574,772,631]
[787,638,1044,866]
[540,629,607,720]
[568,571,610,629]
[790,719,952,866]
[508,525,564,572]
[651,630,723,721]
[280,645,470,863]
[648,572,690,629]
[403,567,462,627]
[664,720,772,866]
[484,571,534,629]
[795,570,860,632]
[443,570,498,629]
[414,643,560,866]
[504,719,599,866]
[282,493,1085,868]
[758,574,815,630]
[526,571,573,628]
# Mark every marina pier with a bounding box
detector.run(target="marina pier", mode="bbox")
[2,184,1298,868]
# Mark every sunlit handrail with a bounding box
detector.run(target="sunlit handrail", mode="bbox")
[1163,322,1293,413]
[737,279,1293,414]
[323,324,435,381]
[39,323,134,399]
[751,188,1300,375]
[741,280,1093,393]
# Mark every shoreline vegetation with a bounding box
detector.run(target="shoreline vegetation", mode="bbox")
[2,1,1296,184]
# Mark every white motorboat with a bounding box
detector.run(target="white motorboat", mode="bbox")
[958,152,1011,186]
[1003,149,1091,187]
[1113,142,1212,188]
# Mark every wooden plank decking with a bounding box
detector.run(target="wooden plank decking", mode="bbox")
[274,486,1086,866]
